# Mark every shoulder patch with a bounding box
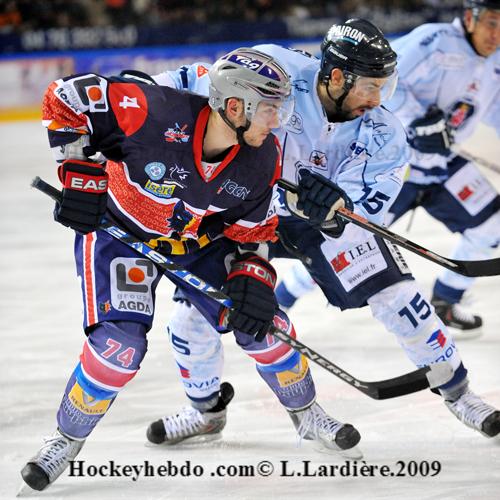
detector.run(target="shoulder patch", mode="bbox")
[197,65,209,77]
[109,83,148,136]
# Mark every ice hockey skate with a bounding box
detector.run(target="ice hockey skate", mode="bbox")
[444,390,500,438]
[147,382,234,445]
[431,295,483,340]
[20,429,85,492]
[288,401,363,459]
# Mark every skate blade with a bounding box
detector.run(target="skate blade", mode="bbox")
[313,442,364,460]
[145,432,223,447]
[16,481,37,497]
[448,326,483,341]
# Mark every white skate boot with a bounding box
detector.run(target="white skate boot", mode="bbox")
[20,429,85,491]
[288,401,363,459]
[445,390,500,437]
[147,382,234,445]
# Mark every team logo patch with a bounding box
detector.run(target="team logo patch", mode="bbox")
[277,355,309,387]
[99,301,111,314]
[426,329,447,350]
[110,258,158,316]
[176,362,190,379]
[447,101,475,131]
[458,185,474,201]
[324,236,387,292]
[164,123,190,143]
[327,24,367,45]
[145,162,166,180]
[167,200,195,233]
[292,79,309,93]
[285,112,303,134]
[197,65,209,77]
[167,164,190,187]
[217,178,251,199]
[68,382,112,415]
[309,150,327,169]
[144,179,176,198]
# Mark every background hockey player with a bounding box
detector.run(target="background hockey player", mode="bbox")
[278,1,500,339]
[20,48,362,493]
[153,19,500,447]
[385,0,500,337]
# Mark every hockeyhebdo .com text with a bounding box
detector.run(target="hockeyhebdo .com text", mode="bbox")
[68,459,442,481]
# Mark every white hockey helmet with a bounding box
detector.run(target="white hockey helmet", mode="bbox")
[208,48,294,127]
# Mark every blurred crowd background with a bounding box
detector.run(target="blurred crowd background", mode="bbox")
[0,0,465,119]
[1,0,462,35]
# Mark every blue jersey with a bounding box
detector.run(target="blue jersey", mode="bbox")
[386,18,500,184]
[154,45,410,226]
[43,74,281,254]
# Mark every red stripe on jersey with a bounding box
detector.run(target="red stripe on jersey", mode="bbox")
[193,106,240,182]
[270,136,283,186]
[223,215,279,243]
[246,325,297,365]
[80,341,137,390]
[83,233,97,326]
[42,81,88,130]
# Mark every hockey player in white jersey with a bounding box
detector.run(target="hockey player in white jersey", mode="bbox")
[150,19,500,447]
[279,1,500,338]
[386,0,500,337]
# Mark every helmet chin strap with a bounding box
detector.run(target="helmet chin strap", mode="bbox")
[322,75,355,122]
[218,109,251,146]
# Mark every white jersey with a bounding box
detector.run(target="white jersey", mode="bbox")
[386,18,500,184]
[154,45,409,225]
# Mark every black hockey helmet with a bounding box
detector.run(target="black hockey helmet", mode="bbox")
[463,0,500,10]
[319,18,397,82]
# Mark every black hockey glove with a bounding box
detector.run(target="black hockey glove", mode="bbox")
[407,106,453,156]
[54,159,108,234]
[293,169,353,234]
[221,255,278,341]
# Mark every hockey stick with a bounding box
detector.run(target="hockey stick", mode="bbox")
[31,176,453,400]
[278,178,500,278]
[452,146,500,176]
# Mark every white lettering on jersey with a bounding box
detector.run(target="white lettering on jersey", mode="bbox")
[119,96,140,109]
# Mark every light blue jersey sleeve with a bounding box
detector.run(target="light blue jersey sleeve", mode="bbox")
[482,89,500,135]
[153,63,212,95]
[386,24,453,127]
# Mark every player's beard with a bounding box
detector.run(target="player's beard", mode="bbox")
[324,104,355,123]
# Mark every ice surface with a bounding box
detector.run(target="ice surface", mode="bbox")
[0,122,499,499]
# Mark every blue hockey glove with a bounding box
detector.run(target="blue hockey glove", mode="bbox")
[407,106,453,156]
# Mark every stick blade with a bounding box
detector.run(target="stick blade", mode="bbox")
[362,362,453,400]
[456,257,500,277]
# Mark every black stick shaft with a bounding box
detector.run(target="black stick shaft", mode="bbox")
[31,175,445,399]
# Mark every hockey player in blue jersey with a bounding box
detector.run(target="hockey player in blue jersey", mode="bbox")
[20,48,364,493]
[280,1,500,338]
[152,19,500,447]
[385,0,500,337]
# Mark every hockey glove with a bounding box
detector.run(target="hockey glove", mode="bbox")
[292,169,353,234]
[407,106,453,156]
[221,255,278,341]
[54,159,108,234]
